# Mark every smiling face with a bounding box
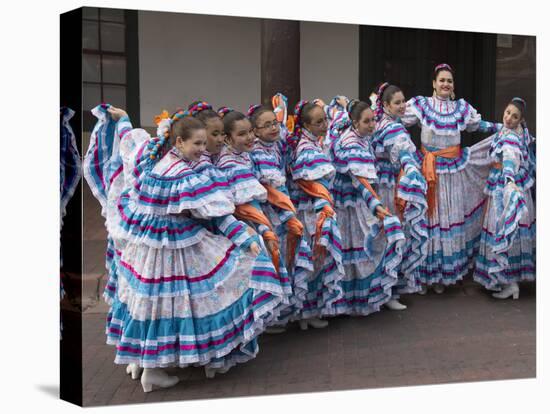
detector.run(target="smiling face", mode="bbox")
[383,91,406,118]
[432,70,454,99]
[204,117,226,154]
[303,105,328,137]
[253,111,280,143]
[227,118,255,152]
[503,104,523,130]
[175,128,207,161]
[353,108,376,136]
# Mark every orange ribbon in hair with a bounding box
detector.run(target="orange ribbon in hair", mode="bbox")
[295,179,335,262]
[153,110,170,126]
[420,145,462,218]
[234,203,280,272]
[264,184,303,268]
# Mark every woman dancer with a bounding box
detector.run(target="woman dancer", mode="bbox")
[401,63,497,293]
[473,98,535,299]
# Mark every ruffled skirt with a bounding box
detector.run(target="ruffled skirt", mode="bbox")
[474,185,535,289]
[412,137,493,285]
[105,230,287,371]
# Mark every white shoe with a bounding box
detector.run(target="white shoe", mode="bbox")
[298,318,329,330]
[418,285,428,295]
[492,282,519,300]
[204,367,216,379]
[126,363,143,380]
[265,326,286,334]
[204,365,230,379]
[140,368,179,393]
[433,284,445,294]
[385,299,407,310]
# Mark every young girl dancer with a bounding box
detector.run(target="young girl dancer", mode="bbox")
[247,94,313,331]
[326,99,406,315]
[155,101,233,200]
[473,98,535,299]
[371,83,428,305]
[286,100,345,328]
[103,106,288,392]
[215,108,293,325]
[401,63,497,293]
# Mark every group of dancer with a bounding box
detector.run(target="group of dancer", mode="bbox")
[77,62,535,393]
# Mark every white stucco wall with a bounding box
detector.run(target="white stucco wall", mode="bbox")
[137,12,359,127]
[138,11,261,127]
[300,21,359,103]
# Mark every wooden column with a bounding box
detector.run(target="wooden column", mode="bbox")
[261,19,300,109]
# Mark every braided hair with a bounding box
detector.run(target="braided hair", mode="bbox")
[187,100,220,124]
[374,82,402,121]
[150,108,205,160]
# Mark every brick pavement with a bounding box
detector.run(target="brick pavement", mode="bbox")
[76,181,536,407]
[80,281,535,406]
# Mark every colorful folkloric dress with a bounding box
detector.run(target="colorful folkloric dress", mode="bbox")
[60,106,81,334]
[473,126,535,289]
[250,134,313,324]
[328,125,405,315]
[83,104,129,342]
[215,146,293,317]
[105,115,288,372]
[401,95,496,285]
[287,128,345,318]
[371,112,428,295]
[188,149,233,201]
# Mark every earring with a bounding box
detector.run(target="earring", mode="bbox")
[450,91,456,100]
[433,89,437,97]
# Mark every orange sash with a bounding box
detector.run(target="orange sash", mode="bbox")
[295,179,335,262]
[234,204,280,272]
[263,184,303,268]
[420,145,462,218]
[355,176,381,201]
[394,168,406,220]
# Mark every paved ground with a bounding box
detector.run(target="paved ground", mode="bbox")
[73,184,536,407]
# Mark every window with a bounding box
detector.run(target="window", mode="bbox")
[82,7,128,129]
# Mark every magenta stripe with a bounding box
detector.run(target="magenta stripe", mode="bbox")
[93,139,104,186]
[292,157,328,171]
[138,182,220,205]
[118,200,201,235]
[226,224,243,240]
[120,244,236,284]
[163,158,184,176]
[109,165,123,185]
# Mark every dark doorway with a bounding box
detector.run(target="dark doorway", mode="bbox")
[359,26,497,147]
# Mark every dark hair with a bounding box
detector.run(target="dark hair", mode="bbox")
[373,82,402,120]
[222,110,248,136]
[508,97,527,120]
[347,100,372,122]
[187,100,220,125]
[248,105,274,128]
[298,102,320,126]
[170,116,205,146]
[433,63,455,81]
[380,85,402,104]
